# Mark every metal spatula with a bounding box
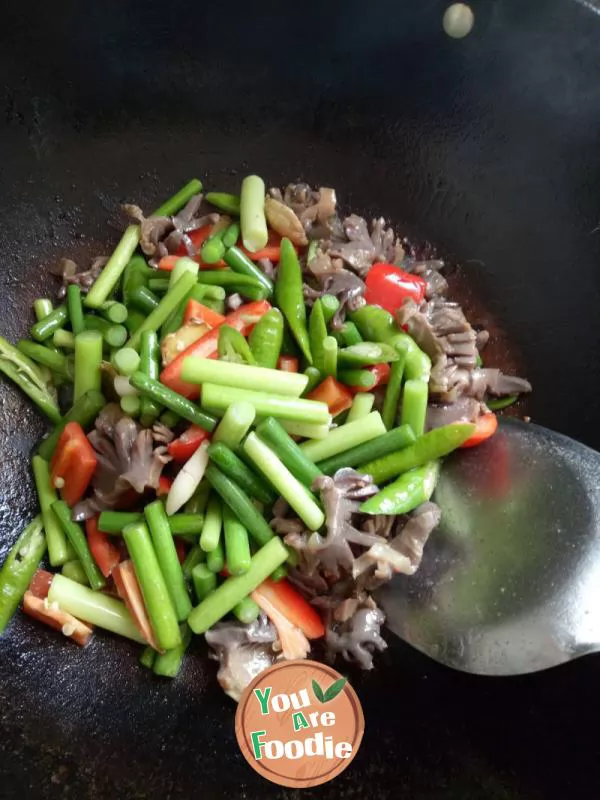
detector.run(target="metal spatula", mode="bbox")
[377,418,600,675]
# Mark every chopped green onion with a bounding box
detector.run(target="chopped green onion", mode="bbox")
[211,401,256,449]
[33,298,54,321]
[317,424,416,475]
[144,500,192,622]
[169,257,199,288]
[400,379,429,438]
[52,501,106,591]
[300,411,386,463]
[53,330,75,349]
[346,392,375,423]
[200,493,223,553]
[130,286,160,315]
[85,225,141,309]
[129,371,217,431]
[255,417,322,489]
[233,596,260,623]
[31,305,69,342]
[165,441,210,516]
[181,358,308,397]
[320,295,340,326]
[205,192,241,215]
[73,331,103,402]
[32,456,73,567]
[67,285,85,335]
[188,537,288,634]
[240,175,268,253]
[322,336,338,377]
[126,271,197,350]
[153,624,192,678]
[153,178,203,217]
[243,433,324,530]
[120,395,141,417]
[222,503,252,576]
[122,521,182,651]
[201,383,330,426]
[280,420,331,440]
[100,301,128,324]
[113,347,141,377]
[48,574,145,643]
[192,563,217,601]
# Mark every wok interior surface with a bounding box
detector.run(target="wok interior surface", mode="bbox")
[1,0,600,797]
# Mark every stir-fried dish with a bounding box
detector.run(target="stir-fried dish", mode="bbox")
[0,177,531,700]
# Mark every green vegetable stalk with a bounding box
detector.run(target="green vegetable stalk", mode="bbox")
[188,537,288,634]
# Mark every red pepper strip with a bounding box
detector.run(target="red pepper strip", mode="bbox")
[175,539,187,565]
[112,561,161,651]
[277,355,299,373]
[307,376,353,417]
[183,299,226,328]
[460,412,498,448]
[23,589,94,646]
[157,256,182,272]
[157,475,172,497]
[167,424,211,463]
[240,231,287,263]
[174,224,214,257]
[251,578,325,639]
[160,300,272,397]
[29,569,54,600]
[364,263,427,314]
[50,422,97,507]
[350,362,391,393]
[85,517,121,578]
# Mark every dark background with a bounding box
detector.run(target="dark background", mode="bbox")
[1,0,600,797]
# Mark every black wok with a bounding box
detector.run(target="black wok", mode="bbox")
[1,0,600,797]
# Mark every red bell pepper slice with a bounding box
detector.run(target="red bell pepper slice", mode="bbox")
[349,362,391,393]
[240,232,290,263]
[251,578,325,639]
[183,299,226,328]
[365,263,427,314]
[50,422,97,507]
[160,300,272,397]
[86,517,121,578]
[174,539,187,565]
[29,569,55,600]
[307,376,353,417]
[174,224,214,257]
[157,475,172,497]
[113,561,160,650]
[23,590,94,646]
[460,412,498,448]
[157,256,182,271]
[277,355,299,373]
[167,424,211,463]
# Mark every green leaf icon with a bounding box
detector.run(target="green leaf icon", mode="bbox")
[312,679,325,703]
[323,677,347,702]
